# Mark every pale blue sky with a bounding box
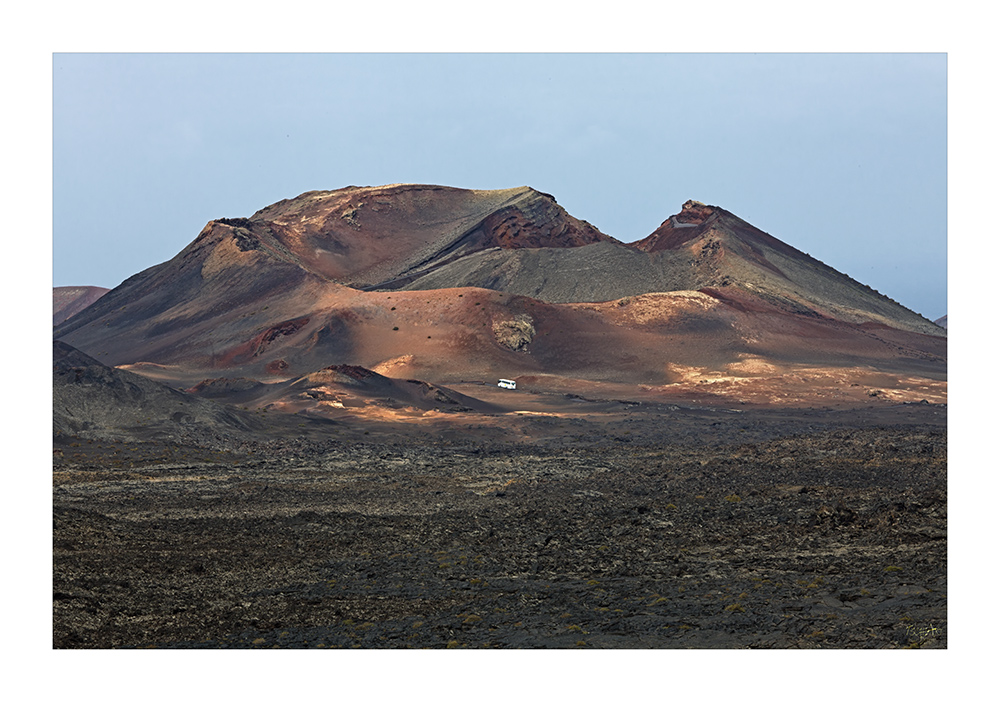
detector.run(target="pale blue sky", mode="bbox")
[53,53,946,319]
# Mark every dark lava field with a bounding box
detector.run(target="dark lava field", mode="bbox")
[53,402,946,649]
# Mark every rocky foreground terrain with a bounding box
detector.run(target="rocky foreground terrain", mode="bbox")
[53,401,946,649]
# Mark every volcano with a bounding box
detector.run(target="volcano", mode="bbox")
[52,185,949,654]
[54,184,945,409]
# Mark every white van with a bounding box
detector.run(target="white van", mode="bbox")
[498,378,516,390]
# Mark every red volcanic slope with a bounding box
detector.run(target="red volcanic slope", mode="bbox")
[378,195,942,337]
[188,363,502,415]
[52,185,945,405]
[52,184,611,371]
[232,184,611,288]
[53,286,110,326]
[631,199,717,252]
[628,200,942,336]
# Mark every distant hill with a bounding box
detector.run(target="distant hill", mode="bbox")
[53,286,109,326]
[934,315,947,329]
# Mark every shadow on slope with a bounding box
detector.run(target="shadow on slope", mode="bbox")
[188,364,503,417]
[53,340,343,446]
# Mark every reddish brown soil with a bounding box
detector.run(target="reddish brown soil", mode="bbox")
[95,282,944,419]
[54,186,945,421]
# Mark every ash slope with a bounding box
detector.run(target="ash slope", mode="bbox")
[55,338,498,444]
[189,364,502,415]
[52,185,945,405]
[53,340,264,443]
[55,185,940,341]
[233,183,610,289]
[396,199,942,336]
[53,286,110,326]
[52,184,607,368]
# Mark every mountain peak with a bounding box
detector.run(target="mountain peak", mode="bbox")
[629,201,718,253]
[677,199,715,224]
[202,184,613,290]
[54,184,945,368]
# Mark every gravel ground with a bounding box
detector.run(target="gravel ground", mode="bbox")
[53,404,946,649]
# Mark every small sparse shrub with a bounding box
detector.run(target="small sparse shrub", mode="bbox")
[903,623,941,648]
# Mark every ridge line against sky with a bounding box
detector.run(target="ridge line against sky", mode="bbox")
[52,52,947,319]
